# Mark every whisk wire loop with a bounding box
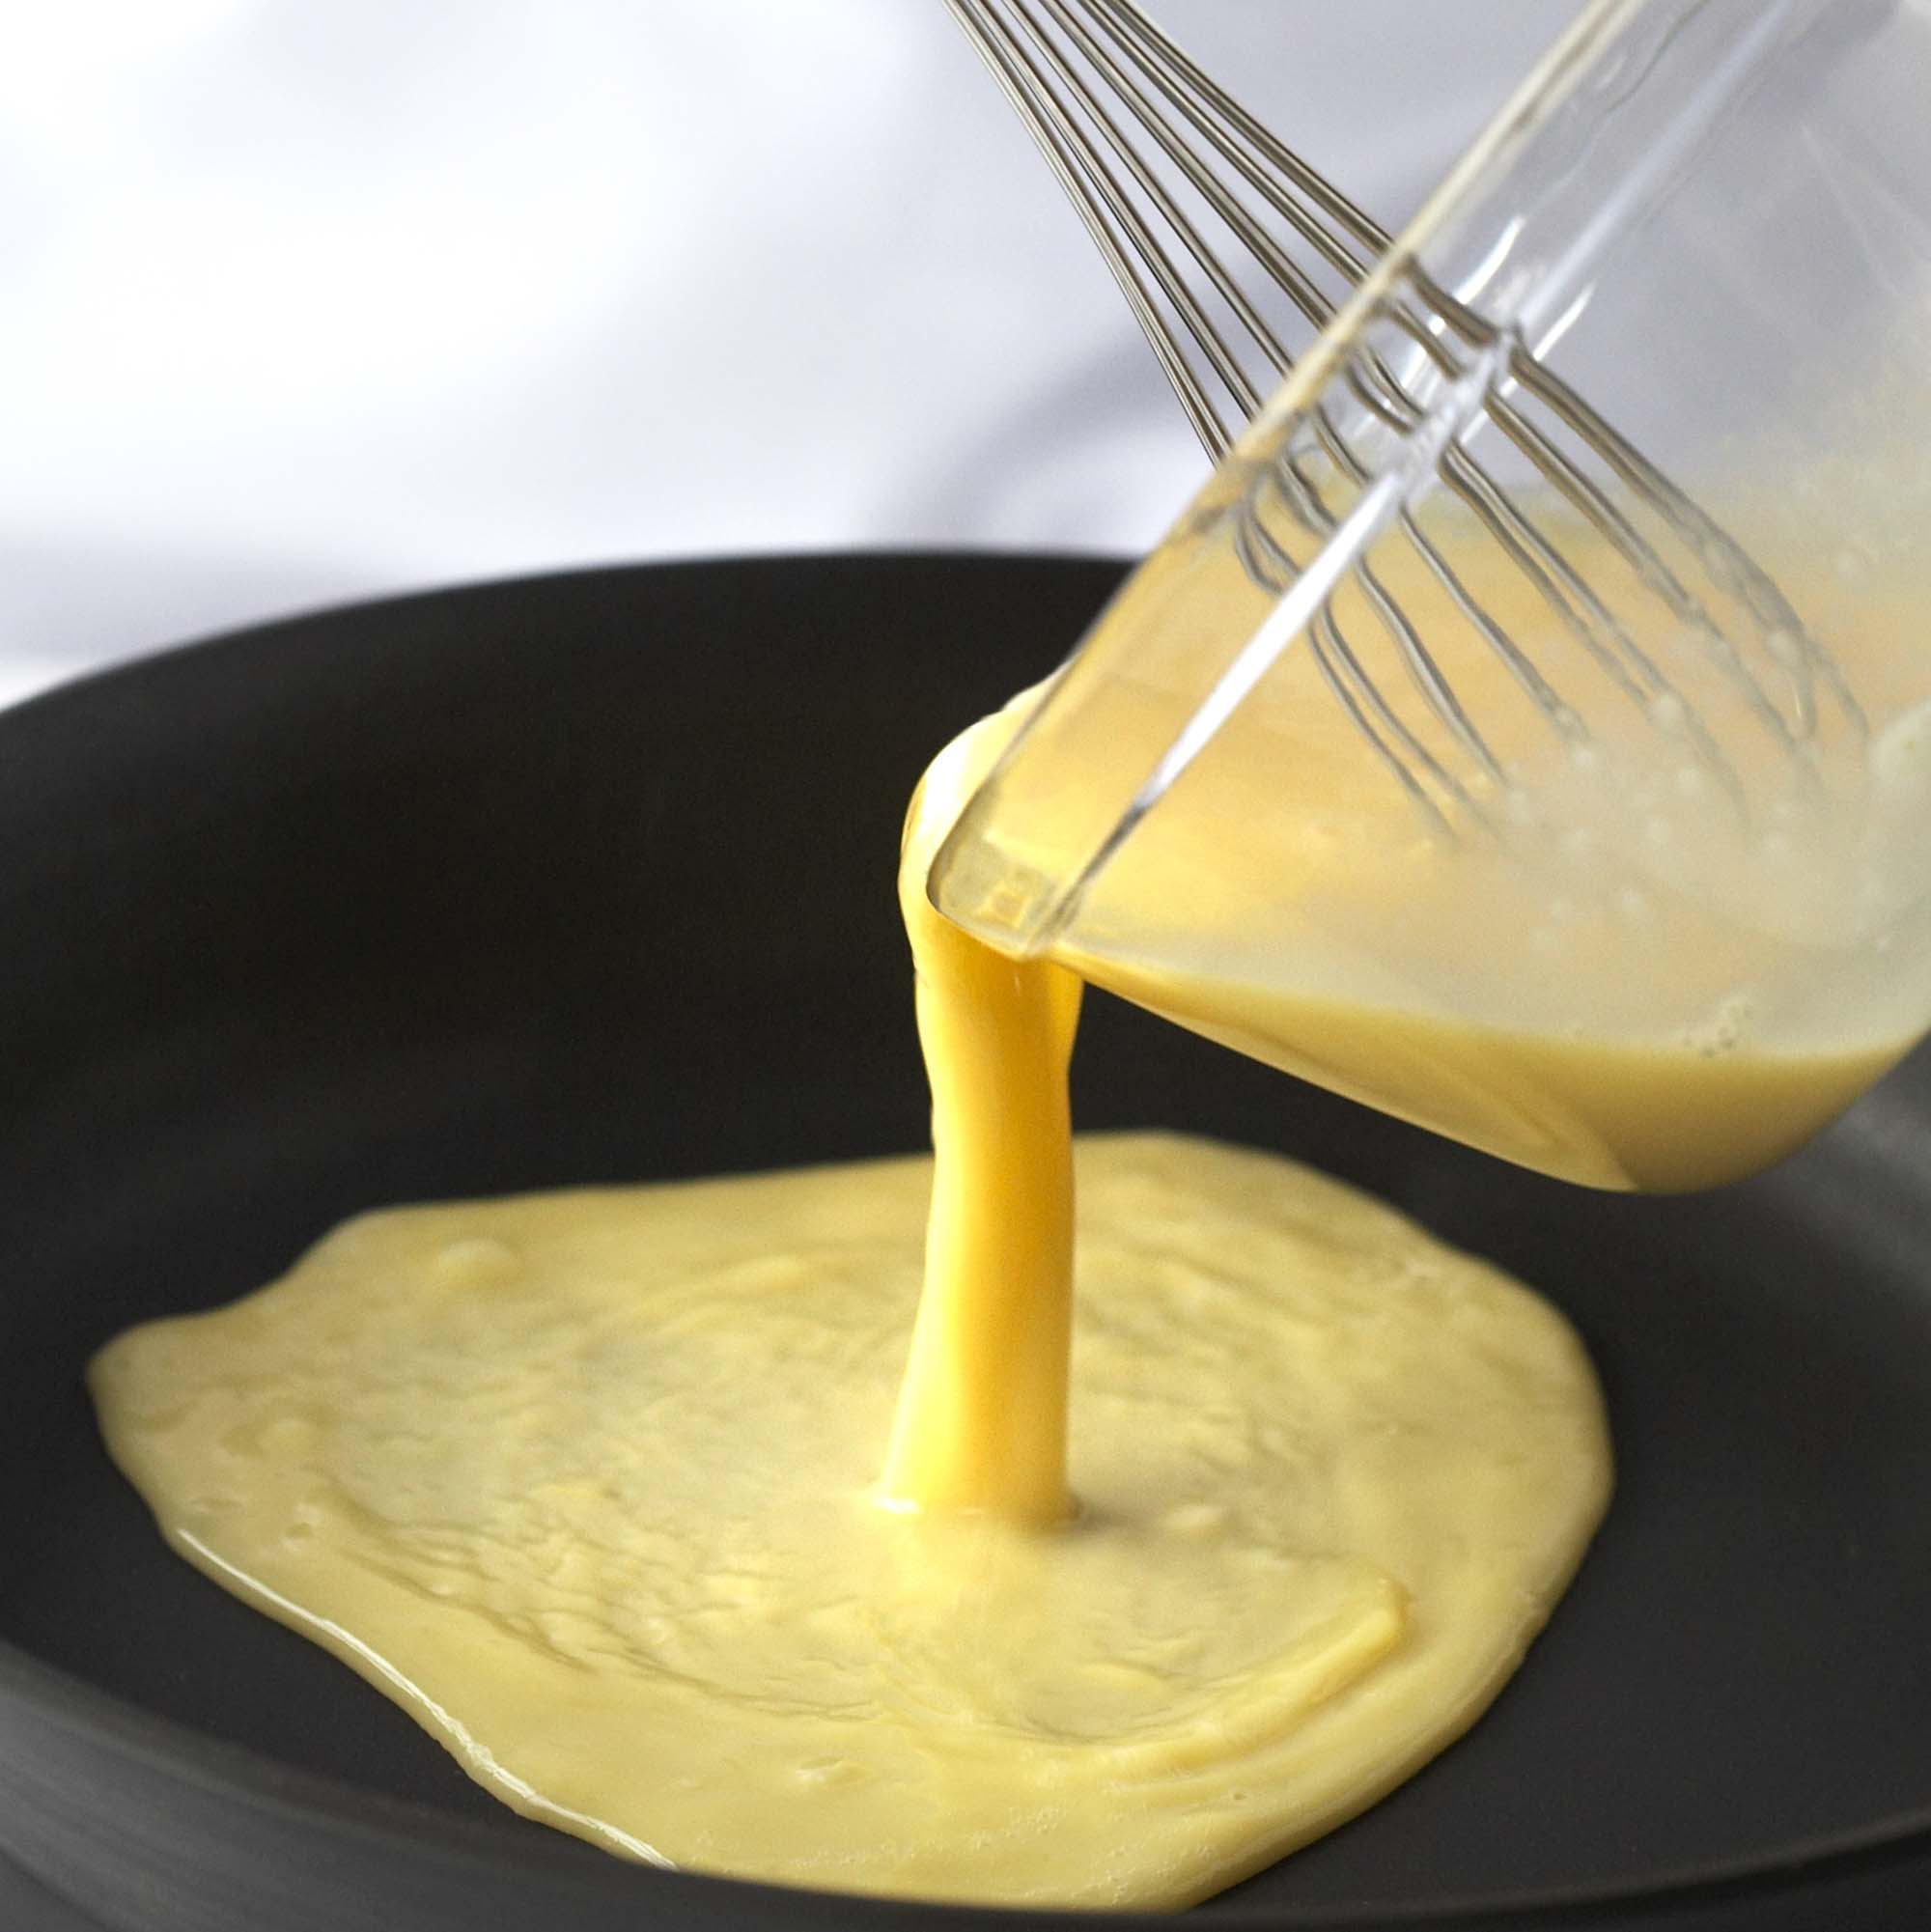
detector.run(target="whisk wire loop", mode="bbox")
[947,0,1858,829]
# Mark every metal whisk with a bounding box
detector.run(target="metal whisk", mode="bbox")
[945,0,1861,834]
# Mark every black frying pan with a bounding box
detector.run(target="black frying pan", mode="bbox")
[1,555,1928,1932]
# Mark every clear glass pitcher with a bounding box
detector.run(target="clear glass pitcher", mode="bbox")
[928,0,1931,1191]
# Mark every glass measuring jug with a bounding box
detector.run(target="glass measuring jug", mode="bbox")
[928,0,1931,1190]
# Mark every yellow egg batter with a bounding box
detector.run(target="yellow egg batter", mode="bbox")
[91,702,1614,1909]
[91,1134,1609,1908]
[1079,956,1904,1192]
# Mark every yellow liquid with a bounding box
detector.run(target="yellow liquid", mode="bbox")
[91,1137,1609,1908]
[934,499,1931,1190]
[92,709,1613,1908]
[1082,955,1907,1191]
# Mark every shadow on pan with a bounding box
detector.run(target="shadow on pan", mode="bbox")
[0,554,1927,1932]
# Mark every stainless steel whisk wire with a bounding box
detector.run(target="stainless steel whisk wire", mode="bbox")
[945,0,1861,835]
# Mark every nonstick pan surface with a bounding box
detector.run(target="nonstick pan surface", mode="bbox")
[1,554,1928,1932]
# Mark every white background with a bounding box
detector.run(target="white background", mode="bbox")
[0,2,1585,708]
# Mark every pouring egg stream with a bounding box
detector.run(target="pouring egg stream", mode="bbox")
[90,512,1930,1907]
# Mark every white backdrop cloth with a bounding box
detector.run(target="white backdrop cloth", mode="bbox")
[0,1,1582,708]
